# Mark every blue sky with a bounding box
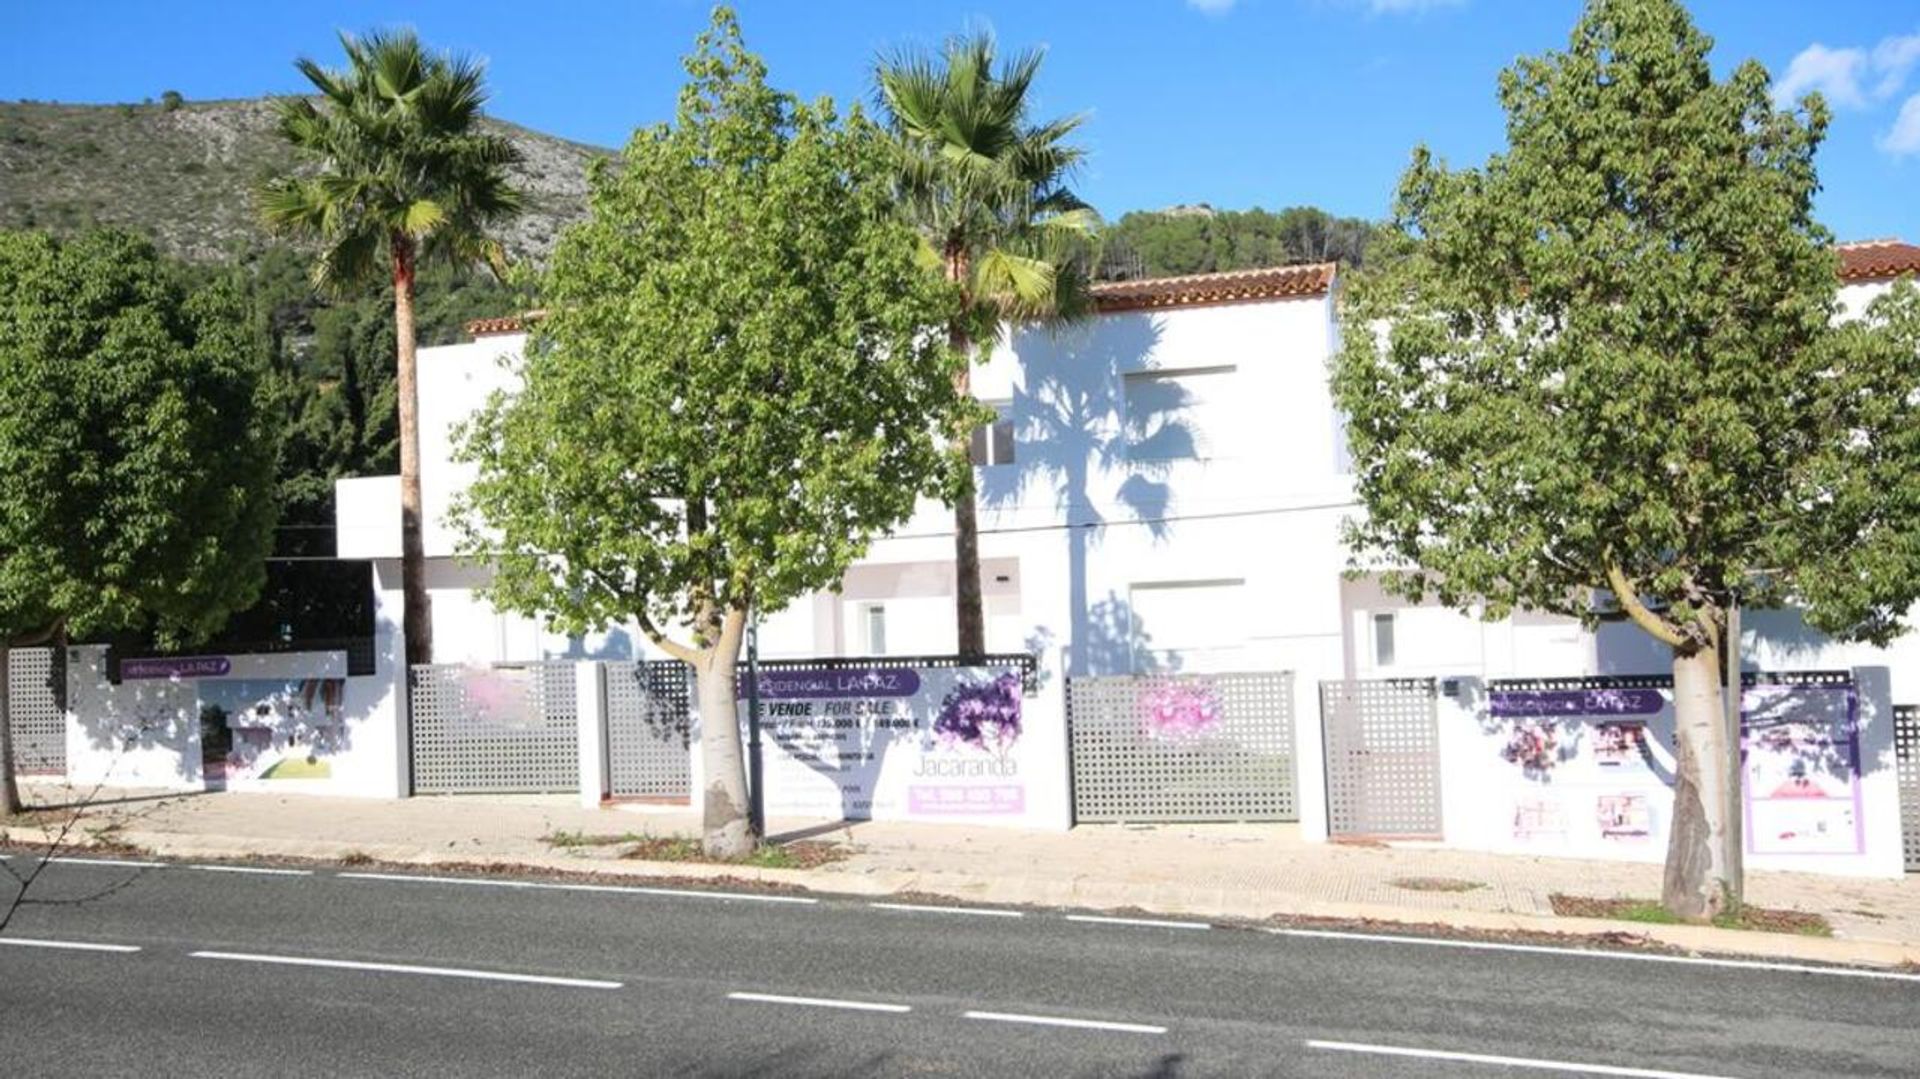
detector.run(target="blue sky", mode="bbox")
[7,1,1919,242]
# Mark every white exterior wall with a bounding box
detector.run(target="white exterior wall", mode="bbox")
[330,273,1919,867]
[62,562,410,799]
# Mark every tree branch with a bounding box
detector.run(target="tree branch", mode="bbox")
[1605,562,1691,650]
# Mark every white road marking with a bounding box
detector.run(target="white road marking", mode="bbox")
[964,1010,1167,1035]
[1304,1039,1736,1078]
[0,937,142,954]
[189,950,622,989]
[727,991,912,1013]
[46,857,163,869]
[1064,914,1209,931]
[336,870,817,905]
[869,902,1024,918]
[1270,927,1920,983]
[190,864,313,877]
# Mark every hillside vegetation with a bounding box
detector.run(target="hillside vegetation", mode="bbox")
[0,97,599,261]
[1101,203,1377,279]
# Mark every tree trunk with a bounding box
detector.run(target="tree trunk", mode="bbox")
[949,316,986,662]
[695,610,755,858]
[1662,643,1738,920]
[0,643,17,817]
[393,238,433,669]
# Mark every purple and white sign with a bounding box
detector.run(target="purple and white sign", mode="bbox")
[122,655,232,680]
[746,666,922,700]
[741,664,1027,822]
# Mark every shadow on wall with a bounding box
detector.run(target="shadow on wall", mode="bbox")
[1595,608,1840,677]
[980,313,1197,678]
[554,627,637,662]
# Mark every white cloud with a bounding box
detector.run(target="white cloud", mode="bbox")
[1872,33,1920,98]
[1773,43,1869,108]
[1186,0,1237,13]
[1773,32,1920,109]
[1877,93,1920,157]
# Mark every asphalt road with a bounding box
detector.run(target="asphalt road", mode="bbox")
[1,854,1916,1078]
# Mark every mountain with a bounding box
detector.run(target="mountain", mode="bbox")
[0,96,603,262]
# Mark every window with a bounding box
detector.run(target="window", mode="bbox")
[862,604,888,656]
[1126,579,1245,672]
[1372,612,1396,668]
[968,403,1015,466]
[1123,366,1234,461]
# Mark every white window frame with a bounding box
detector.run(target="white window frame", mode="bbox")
[1122,365,1236,462]
[968,401,1016,466]
[861,603,888,656]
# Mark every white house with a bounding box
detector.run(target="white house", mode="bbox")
[339,241,1920,693]
[320,241,1920,875]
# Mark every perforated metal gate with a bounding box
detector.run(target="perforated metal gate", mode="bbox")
[1898,704,1920,873]
[606,660,692,800]
[409,662,579,793]
[1320,678,1442,838]
[1067,671,1297,822]
[6,647,65,776]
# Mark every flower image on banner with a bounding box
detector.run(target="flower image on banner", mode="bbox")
[1139,682,1224,742]
[931,672,1023,754]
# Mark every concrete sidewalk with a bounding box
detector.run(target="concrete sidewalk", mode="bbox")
[9,781,1918,968]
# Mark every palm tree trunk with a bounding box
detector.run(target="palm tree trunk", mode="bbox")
[392,237,433,669]
[947,247,987,663]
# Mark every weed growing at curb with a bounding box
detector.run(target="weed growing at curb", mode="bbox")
[1390,876,1485,893]
[1550,894,1832,937]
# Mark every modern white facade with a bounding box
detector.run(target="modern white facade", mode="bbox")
[324,243,1920,873]
[339,243,1920,697]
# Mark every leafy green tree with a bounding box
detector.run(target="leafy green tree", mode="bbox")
[1101,205,1376,280]
[258,29,522,667]
[876,33,1099,660]
[1332,0,1920,919]
[0,230,279,813]
[455,11,967,856]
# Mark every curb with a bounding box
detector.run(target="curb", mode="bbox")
[8,824,1916,970]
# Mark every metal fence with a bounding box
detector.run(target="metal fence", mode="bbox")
[1320,678,1442,839]
[605,660,693,801]
[409,662,579,794]
[1067,670,1297,823]
[1898,704,1920,873]
[6,647,65,777]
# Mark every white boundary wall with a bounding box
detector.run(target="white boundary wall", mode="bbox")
[1435,669,1904,878]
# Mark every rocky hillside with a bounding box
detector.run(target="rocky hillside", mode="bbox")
[0,97,601,262]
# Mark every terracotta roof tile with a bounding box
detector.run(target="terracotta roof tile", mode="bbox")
[1089,263,1336,312]
[1837,240,1920,282]
[461,244,1916,340]
[464,310,545,337]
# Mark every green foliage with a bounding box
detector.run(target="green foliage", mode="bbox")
[0,229,280,645]
[1332,0,1920,651]
[456,11,966,650]
[1101,204,1377,279]
[257,29,525,290]
[160,90,184,112]
[876,31,1099,342]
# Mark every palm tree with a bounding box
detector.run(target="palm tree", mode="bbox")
[876,34,1099,662]
[259,30,522,668]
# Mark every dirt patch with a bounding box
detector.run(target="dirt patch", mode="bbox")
[621,837,849,871]
[1390,876,1485,893]
[1251,911,1682,954]
[1550,894,1832,937]
[1327,837,1390,849]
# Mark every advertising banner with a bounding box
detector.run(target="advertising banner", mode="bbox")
[1478,678,1864,859]
[739,664,1029,823]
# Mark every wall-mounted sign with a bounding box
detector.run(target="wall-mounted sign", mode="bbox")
[123,656,232,680]
[741,664,1028,822]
